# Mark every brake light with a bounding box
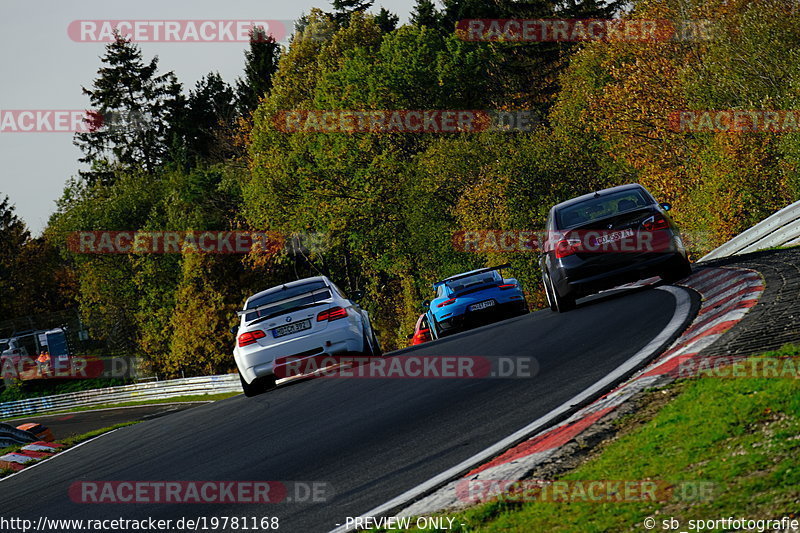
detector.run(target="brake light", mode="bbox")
[643,215,670,231]
[238,330,266,347]
[317,306,348,322]
[437,298,457,308]
[554,238,582,258]
[498,283,517,290]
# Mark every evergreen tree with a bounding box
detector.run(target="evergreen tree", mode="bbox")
[235,27,281,115]
[74,33,184,183]
[410,0,442,28]
[374,8,399,33]
[0,196,29,318]
[187,73,237,162]
[331,0,374,25]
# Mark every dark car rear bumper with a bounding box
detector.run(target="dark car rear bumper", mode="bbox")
[553,252,684,299]
[436,299,528,336]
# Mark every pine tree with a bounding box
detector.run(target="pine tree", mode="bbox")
[410,0,442,28]
[186,73,237,162]
[74,32,184,183]
[374,8,399,33]
[235,27,281,115]
[331,0,374,26]
[0,196,30,319]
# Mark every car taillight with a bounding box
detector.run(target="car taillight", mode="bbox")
[238,330,266,347]
[642,215,670,231]
[498,283,517,290]
[317,306,348,322]
[437,298,457,308]
[554,238,582,258]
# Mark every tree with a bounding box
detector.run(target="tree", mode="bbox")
[331,0,374,25]
[374,8,399,33]
[74,33,184,183]
[410,0,442,28]
[186,73,237,162]
[235,28,282,115]
[440,0,504,32]
[0,196,30,319]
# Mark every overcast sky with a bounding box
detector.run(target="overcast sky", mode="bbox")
[0,0,416,236]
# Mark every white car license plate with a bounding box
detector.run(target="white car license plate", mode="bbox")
[469,300,496,312]
[594,228,634,246]
[273,319,312,338]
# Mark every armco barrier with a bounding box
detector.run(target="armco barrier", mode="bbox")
[0,374,240,419]
[701,199,800,261]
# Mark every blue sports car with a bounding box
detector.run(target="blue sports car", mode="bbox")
[423,264,529,339]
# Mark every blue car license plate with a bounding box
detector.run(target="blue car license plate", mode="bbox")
[469,300,496,312]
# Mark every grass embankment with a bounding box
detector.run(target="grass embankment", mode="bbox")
[378,345,800,532]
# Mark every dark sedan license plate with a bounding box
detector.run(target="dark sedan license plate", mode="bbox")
[469,300,496,312]
[273,319,312,338]
[594,228,634,246]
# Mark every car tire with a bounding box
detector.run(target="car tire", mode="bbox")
[544,269,576,313]
[239,371,277,397]
[370,332,383,357]
[429,316,440,340]
[661,257,693,284]
[363,327,383,357]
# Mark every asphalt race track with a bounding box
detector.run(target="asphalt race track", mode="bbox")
[0,284,697,532]
[11,402,211,439]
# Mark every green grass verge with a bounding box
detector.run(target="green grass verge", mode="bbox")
[57,421,139,448]
[377,345,800,532]
[1,391,240,421]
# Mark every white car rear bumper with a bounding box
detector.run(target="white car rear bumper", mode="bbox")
[235,318,364,383]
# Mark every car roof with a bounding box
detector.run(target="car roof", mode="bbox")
[551,183,650,212]
[435,264,509,287]
[245,276,330,304]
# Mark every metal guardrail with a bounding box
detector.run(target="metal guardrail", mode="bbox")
[700,199,800,261]
[0,374,241,419]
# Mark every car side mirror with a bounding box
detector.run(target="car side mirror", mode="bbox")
[660,202,672,211]
[351,290,363,300]
[230,325,238,335]
[422,300,430,307]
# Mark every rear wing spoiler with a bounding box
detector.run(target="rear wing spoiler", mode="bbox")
[433,263,512,288]
[236,287,331,316]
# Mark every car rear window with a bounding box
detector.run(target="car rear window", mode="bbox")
[245,281,331,322]
[556,189,651,228]
[446,271,501,293]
